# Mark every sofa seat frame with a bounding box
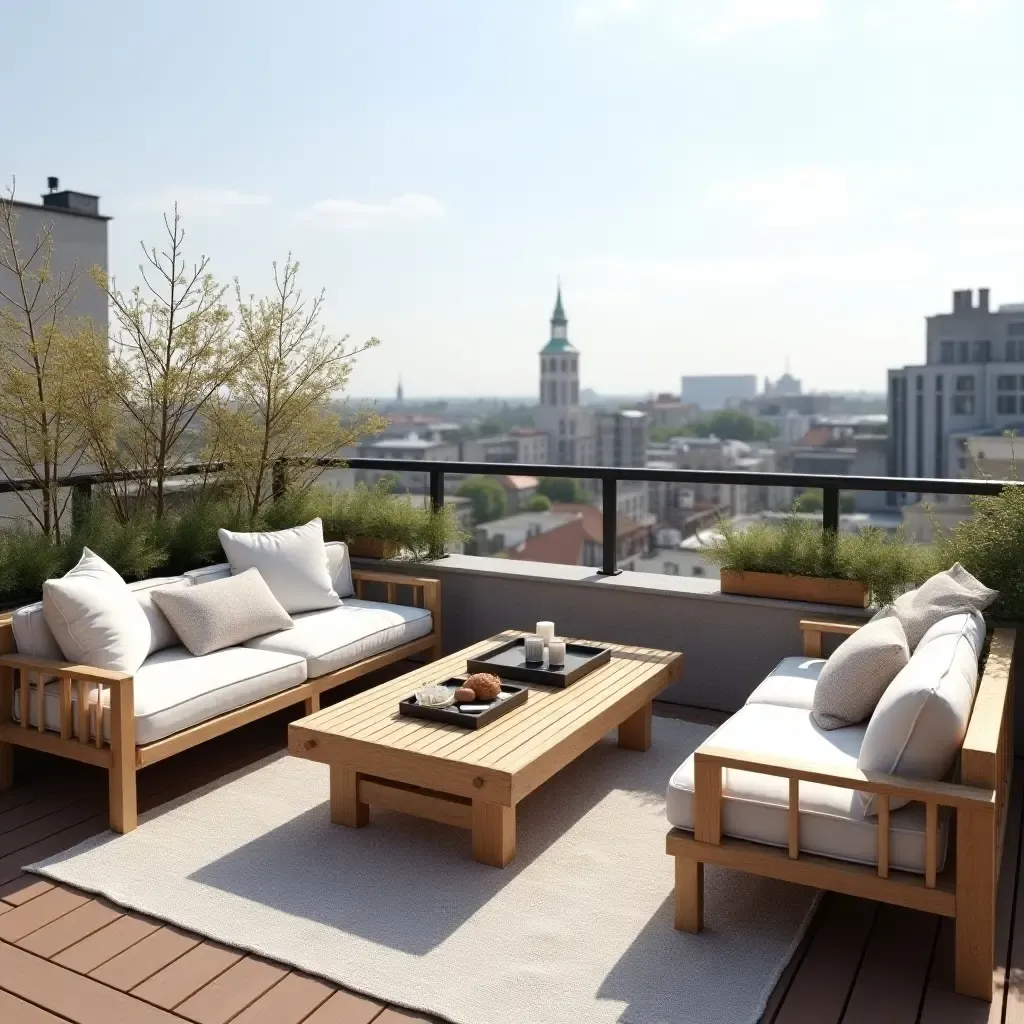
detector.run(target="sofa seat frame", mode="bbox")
[666,618,1015,1002]
[0,570,442,835]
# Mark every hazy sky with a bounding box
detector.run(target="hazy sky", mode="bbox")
[7,0,1024,398]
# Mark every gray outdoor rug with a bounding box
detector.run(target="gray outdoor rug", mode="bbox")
[28,717,818,1024]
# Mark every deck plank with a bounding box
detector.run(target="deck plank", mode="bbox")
[88,925,200,991]
[173,956,288,1024]
[0,877,54,907]
[0,803,102,859]
[299,989,386,1024]
[227,971,335,1024]
[18,898,124,958]
[771,893,877,1024]
[53,914,161,974]
[0,987,70,1023]
[130,941,242,1010]
[0,939,182,1023]
[0,887,89,943]
[0,815,106,887]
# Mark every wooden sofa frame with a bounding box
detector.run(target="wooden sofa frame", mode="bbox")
[0,569,442,835]
[666,618,1016,1001]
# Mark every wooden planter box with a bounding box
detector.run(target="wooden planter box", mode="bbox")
[346,536,401,560]
[719,569,870,608]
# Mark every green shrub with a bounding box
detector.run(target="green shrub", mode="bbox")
[702,516,934,606]
[933,484,1024,621]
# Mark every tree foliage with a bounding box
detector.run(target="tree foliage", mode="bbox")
[209,258,383,519]
[457,476,508,524]
[651,409,776,444]
[521,493,552,512]
[792,489,855,514]
[537,476,586,504]
[0,182,105,540]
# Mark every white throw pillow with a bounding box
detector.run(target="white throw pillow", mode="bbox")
[42,548,152,674]
[873,563,996,651]
[857,611,983,815]
[812,617,910,731]
[325,541,355,599]
[130,577,190,655]
[151,568,293,656]
[218,519,340,614]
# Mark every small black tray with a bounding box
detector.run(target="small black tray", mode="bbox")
[466,638,611,688]
[399,678,528,729]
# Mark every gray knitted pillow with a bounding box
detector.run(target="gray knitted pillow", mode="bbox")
[812,617,910,731]
[873,562,996,650]
[152,569,293,656]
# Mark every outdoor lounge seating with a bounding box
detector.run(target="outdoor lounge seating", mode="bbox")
[0,541,442,835]
[666,615,1015,1001]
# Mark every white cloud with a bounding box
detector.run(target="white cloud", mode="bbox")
[125,187,271,217]
[301,193,446,227]
[705,166,855,226]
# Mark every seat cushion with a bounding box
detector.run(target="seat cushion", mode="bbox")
[666,703,948,874]
[857,611,983,815]
[745,657,825,711]
[243,599,432,678]
[13,646,307,746]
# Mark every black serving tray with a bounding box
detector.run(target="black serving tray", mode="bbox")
[466,638,611,688]
[399,678,528,729]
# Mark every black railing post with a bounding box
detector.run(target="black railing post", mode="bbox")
[598,475,620,576]
[822,486,840,572]
[71,482,93,532]
[428,469,446,560]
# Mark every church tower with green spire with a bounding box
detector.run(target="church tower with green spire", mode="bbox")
[535,285,593,464]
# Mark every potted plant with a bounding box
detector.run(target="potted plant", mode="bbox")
[703,516,930,608]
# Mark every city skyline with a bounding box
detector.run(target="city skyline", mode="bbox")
[7,0,1024,398]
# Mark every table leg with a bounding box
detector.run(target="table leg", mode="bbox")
[330,765,368,827]
[472,800,516,866]
[618,701,652,751]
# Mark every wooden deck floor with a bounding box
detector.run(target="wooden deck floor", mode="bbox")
[0,694,1020,1024]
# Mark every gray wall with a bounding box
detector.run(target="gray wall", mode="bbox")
[366,556,872,714]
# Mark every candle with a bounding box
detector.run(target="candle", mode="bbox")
[536,621,555,645]
[524,635,545,663]
[548,638,566,668]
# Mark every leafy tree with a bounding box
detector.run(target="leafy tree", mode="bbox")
[651,410,776,444]
[0,182,105,540]
[86,206,239,519]
[521,493,552,512]
[537,476,586,504]
[792,489,855,514]
[456,476,507,524]
[209,258,383,518]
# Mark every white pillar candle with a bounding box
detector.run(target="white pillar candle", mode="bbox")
[536,621,555,645]
[547,638,566,668]
[524,635,545,662]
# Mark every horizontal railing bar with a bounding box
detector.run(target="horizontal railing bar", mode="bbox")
[0,456,1014,500]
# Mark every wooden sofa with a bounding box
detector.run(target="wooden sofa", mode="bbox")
[0,569,441,835]
[666,617,1015,1001]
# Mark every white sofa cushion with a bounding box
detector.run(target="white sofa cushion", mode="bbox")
[152,569,293,656]
[42,549,152,674]
[218,518,340,614]
[873,563,996,650]
[185,563,232,586]
[857,611,984,814]
[13,646,307,745]
[130,576,190,655]
[812,617,910,730]
[745,657,825,711]
[326,541,355,599]
[666,703,948,874]
[244,599,432,678]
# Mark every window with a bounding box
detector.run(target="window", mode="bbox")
[663,562,679,576]
[1007,340,1018,362]
[571,381,579,403]
[1009,322,1024,336]
[973,340,991,363]
[916,375,924,392]
[998,375,1017,391]
[935,375,943,391]
[997,395,1018,415]
[691,565,704,577]
[953,395,975,415]
[569,420,575,435]
[561,358,568,372]
[958,341,969,363]
[955,375,975,392]
[940,341,955,364]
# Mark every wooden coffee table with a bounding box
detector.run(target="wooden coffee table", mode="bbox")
[288,632,683,866]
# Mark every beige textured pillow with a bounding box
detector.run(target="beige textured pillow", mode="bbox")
[812,617,910,731]
[151,569,293,656]
[873,563,996,650]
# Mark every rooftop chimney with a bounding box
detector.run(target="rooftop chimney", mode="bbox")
[978,287,990,312]
[41,178,101,218]
[953,289,972,313]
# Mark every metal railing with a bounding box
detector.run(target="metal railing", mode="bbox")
[0,457,1016,577]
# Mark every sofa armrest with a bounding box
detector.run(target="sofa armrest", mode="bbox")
[351,571,441,630]
[0,653,133,685]
[799,618,863,657]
